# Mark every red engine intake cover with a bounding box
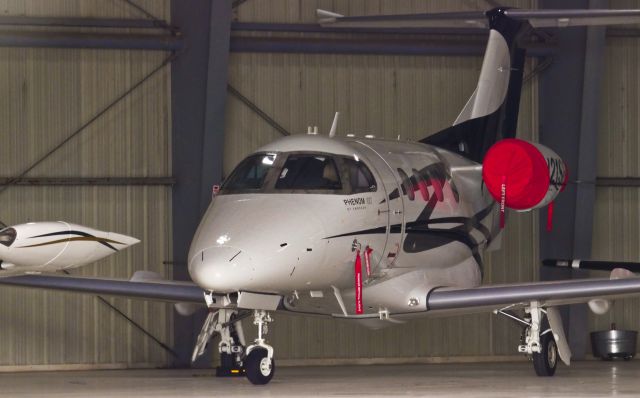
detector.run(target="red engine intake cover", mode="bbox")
[482,138,550,210]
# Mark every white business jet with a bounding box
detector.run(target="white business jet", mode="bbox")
[3,7,640,385]
[0,221,138,276]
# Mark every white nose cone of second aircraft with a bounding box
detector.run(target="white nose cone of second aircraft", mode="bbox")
[0,221,139,276]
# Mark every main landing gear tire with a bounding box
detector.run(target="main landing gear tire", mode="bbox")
[533,331,558,377]
[245,348,275,385]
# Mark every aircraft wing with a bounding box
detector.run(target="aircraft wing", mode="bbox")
[3,273,640,317]
[426,276,640,315]
[0,274,208,304]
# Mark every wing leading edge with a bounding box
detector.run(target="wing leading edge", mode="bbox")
[0,274,206,304]
[427,276,640,314]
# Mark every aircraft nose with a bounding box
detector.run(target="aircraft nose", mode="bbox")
[188,246,251,292]
[187,196,328,293]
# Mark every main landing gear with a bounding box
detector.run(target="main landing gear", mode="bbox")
[495,301,561,377]
[192,303,276,385]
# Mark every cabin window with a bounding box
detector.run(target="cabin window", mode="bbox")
[275,155,342,190]
[343,158,377,193]
[221,153,276,192]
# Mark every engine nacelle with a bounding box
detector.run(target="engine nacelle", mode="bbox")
[482,138,568,211]
[0,221,139,273]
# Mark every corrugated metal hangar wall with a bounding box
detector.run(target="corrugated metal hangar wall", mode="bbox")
[0,1,173,369]
[1,0,640,370]
[591,0,640,336]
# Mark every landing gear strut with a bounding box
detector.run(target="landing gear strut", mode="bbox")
[192,308,246,376]
[495,301,559,377]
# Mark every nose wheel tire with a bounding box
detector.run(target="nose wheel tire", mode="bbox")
[533,331,558,377]
[245,348,275,385]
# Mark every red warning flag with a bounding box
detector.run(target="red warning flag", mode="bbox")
[499,175,506,229]
[364,246,373,277]
[546,201,554,232]
[354,249,363,315]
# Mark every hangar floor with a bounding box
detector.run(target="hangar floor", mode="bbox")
[1,360,638,397]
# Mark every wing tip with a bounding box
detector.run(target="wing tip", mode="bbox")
[317,8,344,24]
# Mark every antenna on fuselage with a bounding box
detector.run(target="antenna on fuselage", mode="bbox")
[329,112,340,138]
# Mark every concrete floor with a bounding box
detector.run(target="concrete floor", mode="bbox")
[1,361,639,397]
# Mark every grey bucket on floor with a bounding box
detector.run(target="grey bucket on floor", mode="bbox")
[591,329,637,360]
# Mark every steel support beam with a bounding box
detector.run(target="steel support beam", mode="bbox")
[171,0,231,368]
[230,36,555,57]
[574,8,606,264]
[199,2,232,216]
[539,0,606,360]
[596,177,640,186]
[0,177,174,186]
[231,21,489,36]
[227,84,291,137]
[0,16,163,29]
[0,31,181,50]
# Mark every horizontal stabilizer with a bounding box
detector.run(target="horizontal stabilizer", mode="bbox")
[506,9,640,28]
[317,8,640,29]
[317,9,487,29]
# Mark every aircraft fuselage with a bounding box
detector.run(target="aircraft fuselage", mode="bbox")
[188,134,499,321]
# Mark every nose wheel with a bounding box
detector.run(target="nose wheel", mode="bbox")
[245,309,275,385]
[245,347,275,385]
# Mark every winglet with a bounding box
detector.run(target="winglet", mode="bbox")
[317,9,344,24]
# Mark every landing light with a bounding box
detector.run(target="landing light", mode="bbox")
[216,235,230,245]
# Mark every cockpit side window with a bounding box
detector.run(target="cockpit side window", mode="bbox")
[343,158,377,193]
[221,153,276,192]
[275,155,342,190]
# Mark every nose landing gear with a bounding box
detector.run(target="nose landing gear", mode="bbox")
[192,306,276,385]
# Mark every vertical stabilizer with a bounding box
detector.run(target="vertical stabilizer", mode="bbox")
[421,9,529,163]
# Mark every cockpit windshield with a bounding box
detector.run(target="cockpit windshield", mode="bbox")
[275,155,341,190]
[220,152,376,195]
[221,153,276,192]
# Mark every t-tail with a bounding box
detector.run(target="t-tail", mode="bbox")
[318,7,640,163]
[318,7,640,230]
